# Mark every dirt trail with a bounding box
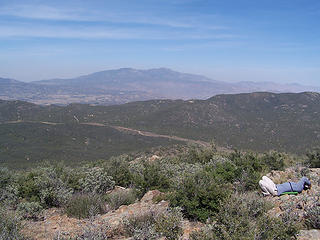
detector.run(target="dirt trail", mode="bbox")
[70,122,211,147]
[111,125,211,147]
[1,120,211,147]
[1,120,61,125]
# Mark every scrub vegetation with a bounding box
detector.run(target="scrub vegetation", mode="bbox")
[1,145,318,239]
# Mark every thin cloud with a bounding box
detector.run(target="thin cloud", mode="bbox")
[161,41,244,52]
[0,25,139,39]
[0,22,236,40]
[0,4,91,21]
[0,4,226,30]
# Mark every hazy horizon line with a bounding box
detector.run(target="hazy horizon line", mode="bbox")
[1,67,320,88]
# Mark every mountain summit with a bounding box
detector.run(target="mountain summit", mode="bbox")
[1,68,319,105]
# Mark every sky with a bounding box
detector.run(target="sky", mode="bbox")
[0,0,319,86]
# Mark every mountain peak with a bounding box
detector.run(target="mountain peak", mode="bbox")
[147,67,174,72]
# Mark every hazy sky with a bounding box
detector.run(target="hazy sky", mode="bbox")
[0,0,319,86]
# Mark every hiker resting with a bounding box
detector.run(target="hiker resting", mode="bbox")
[259,176,311,196]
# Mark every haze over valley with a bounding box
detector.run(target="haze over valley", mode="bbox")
[1,68,319,106]
[1,91,320,169]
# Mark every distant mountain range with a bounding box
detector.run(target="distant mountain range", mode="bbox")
[1,68,319,105]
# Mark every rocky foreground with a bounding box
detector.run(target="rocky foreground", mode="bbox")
[22,189,201,240]
[266,167,320,240]
[22,168,319,240]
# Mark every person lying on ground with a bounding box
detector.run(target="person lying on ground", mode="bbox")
[259,176,311,196]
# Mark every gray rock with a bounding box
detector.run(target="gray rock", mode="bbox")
[298,229,320,240]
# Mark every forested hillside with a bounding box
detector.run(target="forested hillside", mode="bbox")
[1,92,319,156]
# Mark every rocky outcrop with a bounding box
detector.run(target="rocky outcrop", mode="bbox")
[22,190,201,239]
[101,190,168,228]
[181,220,203,240]
[21,208,88,240]
[266,167,320,240]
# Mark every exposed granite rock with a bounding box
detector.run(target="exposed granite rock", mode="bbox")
[181,220,203,240]
[21,208,88,240]
[22,190,199,240]
[100,190,169,229]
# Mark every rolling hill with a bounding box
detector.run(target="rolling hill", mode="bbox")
[1,92,319,166]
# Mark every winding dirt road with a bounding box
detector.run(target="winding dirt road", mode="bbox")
[82,122,210,147]
[1,120,211,147]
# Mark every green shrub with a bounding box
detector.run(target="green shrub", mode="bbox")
[261,151,286,171]
[193,149,270,193]
[190,192,298,240]
[65,194,106,219]
[72,222,110,240]
[208,160,237,183]
[154,207,183,240]
[17,201,43,220]
[191,216,299,240]
[306,148,320,168]
[0,168,19,208]
[133,161,171,194]
[80,167,115,194]
[205,193,267,239]
[304,204,320,229]
[170,170,231,222]
[229,151,265,191]
[123,211,158,240]
[104,156,134,187]
[0,208,24,240]
[104,189,137,210]
[55,164,85,192]
[0,183,19,208]
[123,207,183,240]
[153,159,203,190]
[190,227,215,240]
[36,168,73,208]
[184,146,217,164]
[17,167,73,208]
[0,167,12,188]
[53,222,111,240]
[257,216,299,240]
[18,171,41,203]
